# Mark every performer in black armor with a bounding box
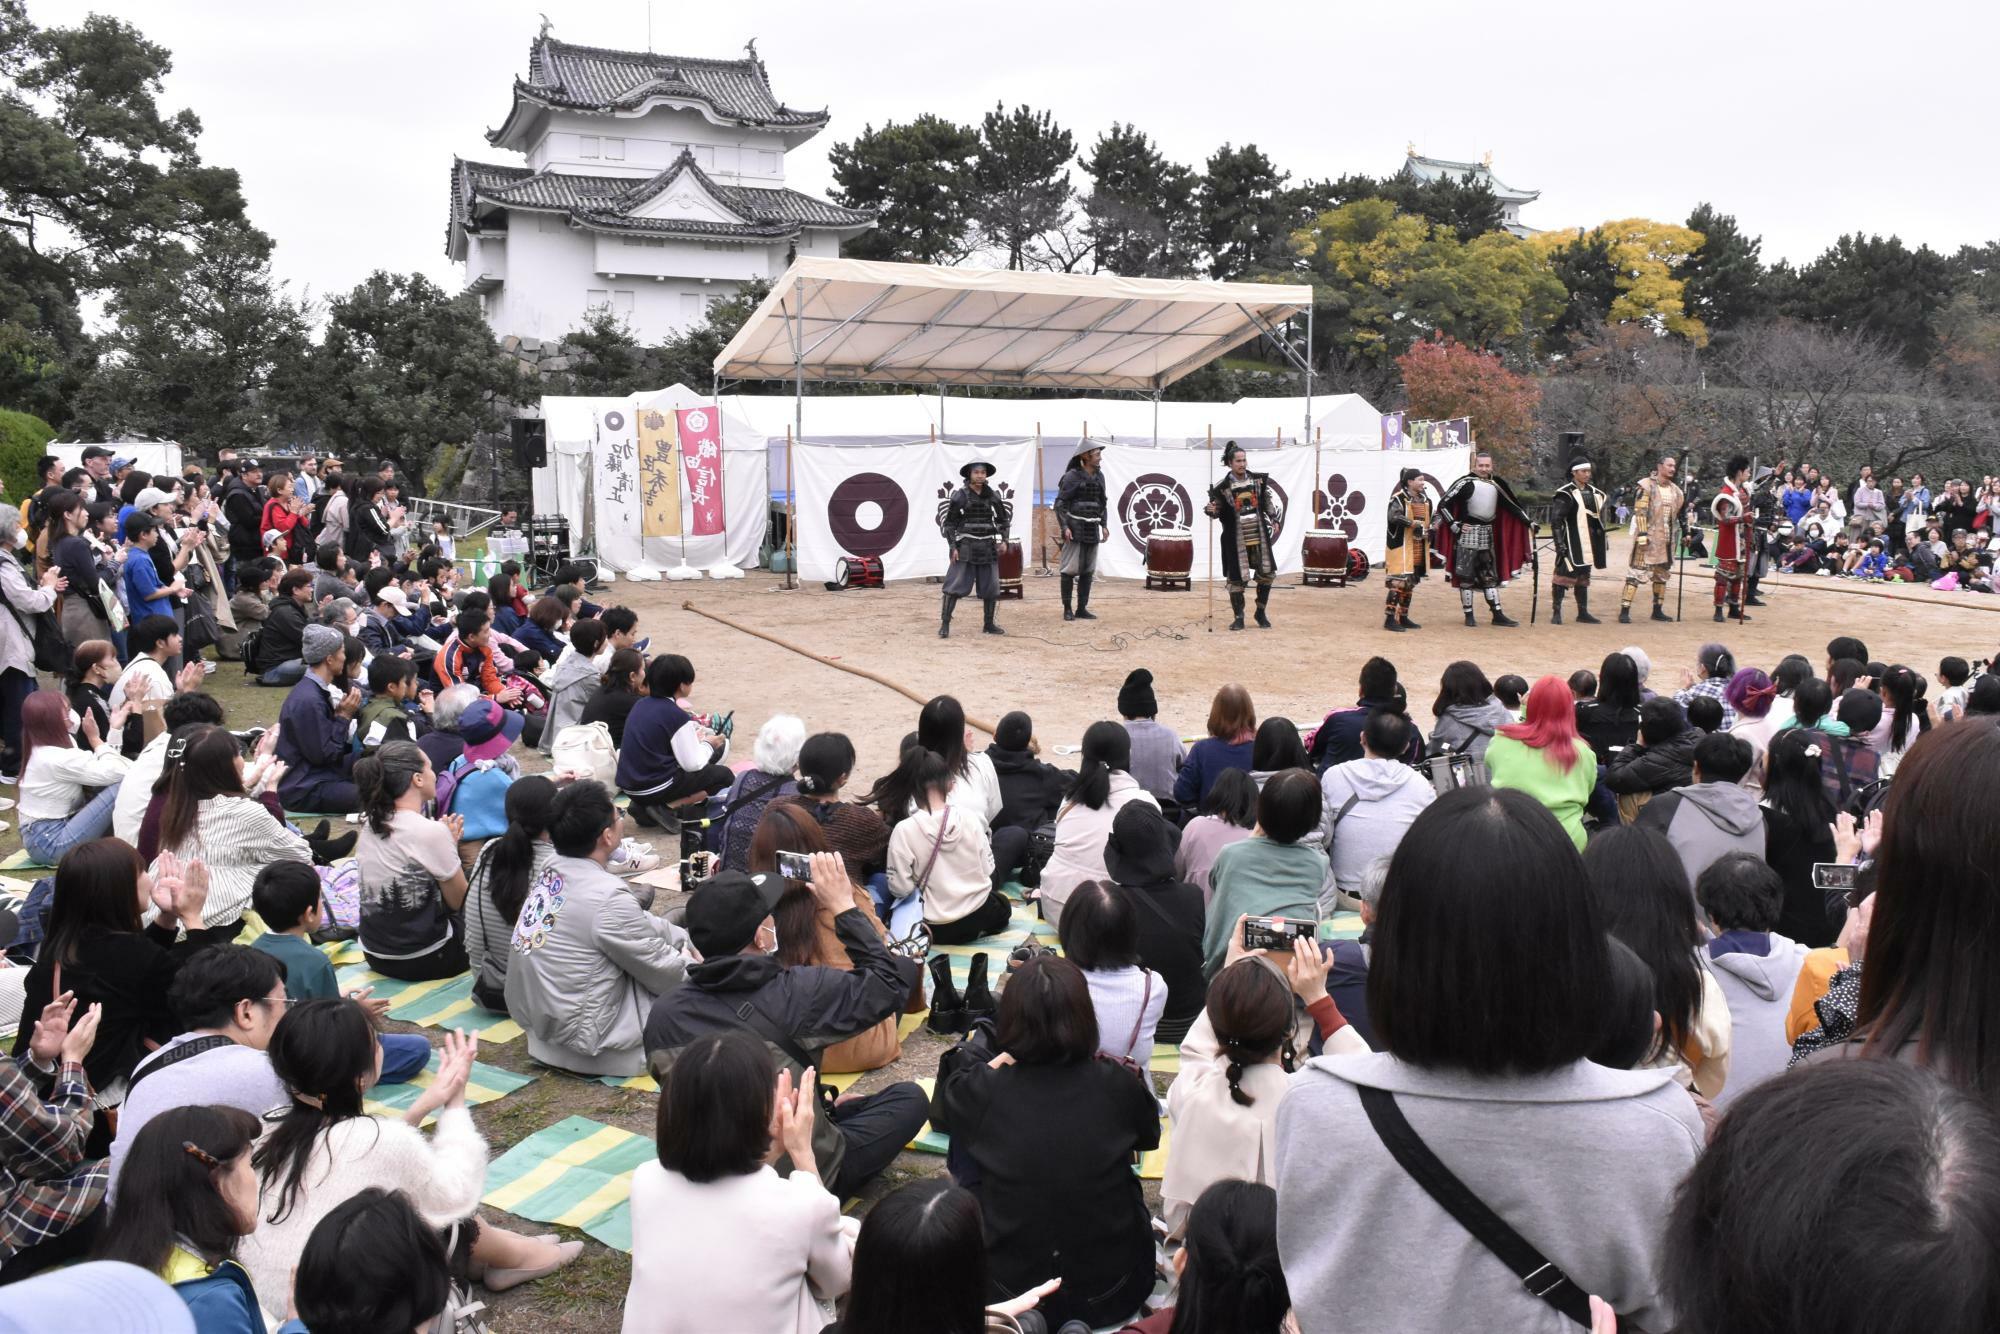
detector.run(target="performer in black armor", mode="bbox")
[939,460,1011,639]
[1203,442,1278,630]
[1549,455,1611,624]
[1435,451,1533,628]
[1055,444,1108,621]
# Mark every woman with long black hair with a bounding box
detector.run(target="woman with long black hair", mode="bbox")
[915,695,1001,827]
[1874,664,1932,776]
[93,1104,265,1329]
[884,746,1005,945]
[1036,721,1159,930]
[1128,1180,1295,1334]
[829,1179,1061,1334]
[1760,728,1840,947]
[463,774,558,1010]
[353,741,469,981]
[149,724,310,940]
[239,1000,575,1320]
[1582,826,1732,1100]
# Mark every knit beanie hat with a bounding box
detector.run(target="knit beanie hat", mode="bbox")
[301,623,343,665]
[995,711,1033,751]
[1117,668,1157,719]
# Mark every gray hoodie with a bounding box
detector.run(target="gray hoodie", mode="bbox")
[1635,780,1766,889]
[1428,698,1514,765]
[1275,1052,1703,1333]
[539,645,603,753]
[1316,758,1436,902]
[1706,932,1809,1109]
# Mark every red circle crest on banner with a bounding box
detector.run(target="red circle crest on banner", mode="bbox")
[827,473,910,558]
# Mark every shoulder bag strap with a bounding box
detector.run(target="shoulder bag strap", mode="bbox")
[128,1034,237,1089]
[1357,1084,1594,1328]
[1123,970,1153,1059]
[1328,792,1363,833]
[913,807,952,894]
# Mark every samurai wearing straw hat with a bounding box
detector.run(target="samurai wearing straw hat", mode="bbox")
[939,459,1011,639]
[1550,455,1611,625]
[1055,443,1108,622]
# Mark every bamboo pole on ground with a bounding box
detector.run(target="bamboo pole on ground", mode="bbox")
[1035,425,1046,569]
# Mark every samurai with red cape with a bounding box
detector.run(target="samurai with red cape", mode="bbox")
[1433,450,1534,628]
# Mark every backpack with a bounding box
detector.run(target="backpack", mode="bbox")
[548,721,616,786]
[318,859,362,929]
[437,755,512,841]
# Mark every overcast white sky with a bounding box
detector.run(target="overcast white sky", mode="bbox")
[28,0,2000,308]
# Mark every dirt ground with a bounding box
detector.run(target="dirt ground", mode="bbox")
[639,564,2000,787]
[8,563,1990,1330]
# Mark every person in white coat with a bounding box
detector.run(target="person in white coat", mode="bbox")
[885,749,1006,945]
[1696,853,1809,1110]
[623,1030,854,1334]
[913,695,1003,827]
[1165,930,1368,1239]
[1035,722,1158,930]
[1316,710,1436,911]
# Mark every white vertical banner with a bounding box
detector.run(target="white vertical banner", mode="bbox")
[593,400,642,567]
[1309,446,1473,562]
[791,440,1034,583]
[1096,444,1318,582]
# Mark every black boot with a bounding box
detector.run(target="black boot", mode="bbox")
[1574,588,1601,624]
[1618,603,1633,624]
[939,593,958,639]
[1253,584,1272,628]
[926,955,967,1034]
[308,827,359,865]
[1651,602,1673,622]
[1228,590,1246,630]
[1730,603,1751,623]
[1060,574,1075,621]
[1746,578,1766,607]
[1713,605,1726,623]
[1384,610,1404,632]
[1551,588,1564,624]
[1463,604,1476,627]
[1075,574,1097,620]
[964,952,997,1022]
[1490,602,1519,628]
[982,598,1004,634]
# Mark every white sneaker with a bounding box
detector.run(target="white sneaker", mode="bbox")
[202,661,217,676]
[608,840,661,877]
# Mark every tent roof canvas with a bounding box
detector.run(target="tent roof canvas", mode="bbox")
[714,257,1312,393]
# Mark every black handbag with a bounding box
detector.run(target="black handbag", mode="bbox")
[1359,1084,1614,1330]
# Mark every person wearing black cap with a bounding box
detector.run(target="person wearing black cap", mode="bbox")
[1117,669,1184,803]
[1382,468,1432,633]
[938,459,1011,639]
[1203,442,1279,630]
[642,852,928,1198]
[1550,455,1611,625]
[220,458,266,569]
[1056,443,1109,621]
[78,445,117,504]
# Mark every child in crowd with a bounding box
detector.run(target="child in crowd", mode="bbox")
[1936,656,1972,721]
[250,862,345,1001]
[1855,539,1890,580]
[357,656,433,753]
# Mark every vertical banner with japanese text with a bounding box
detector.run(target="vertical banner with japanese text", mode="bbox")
[636,408,683,538]
[677,406,725,536]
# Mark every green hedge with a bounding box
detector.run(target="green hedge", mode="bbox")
[0,409,54,509]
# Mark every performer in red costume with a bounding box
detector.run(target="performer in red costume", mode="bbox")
[1433,451,1534,628]
[1710,453,1755,623]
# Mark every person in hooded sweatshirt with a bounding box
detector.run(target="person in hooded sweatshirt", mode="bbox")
[1635,732,1766,889]
[1426,661,1513,766]
[1116,669,1184,804]
[983,710,1071,890]
[1316,710,1436,911]
[537,618,606,755]
[1695,852,1809,1111]
[1603,696,1700,821]
[1102,799,1206,1043]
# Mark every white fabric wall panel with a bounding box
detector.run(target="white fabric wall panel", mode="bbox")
[792,441,1034,583]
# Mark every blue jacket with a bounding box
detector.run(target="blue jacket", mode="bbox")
[276,675,354,810]
[1173,737,1254,807]
[174,1258,264,1334]
[514,622,564,661]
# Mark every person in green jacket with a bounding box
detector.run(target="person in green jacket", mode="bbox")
[1202,769,1328,974]
[1485,675,1598,850]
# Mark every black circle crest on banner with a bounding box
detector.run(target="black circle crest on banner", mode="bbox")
[828,472,910,558]
[1117,473,1195,551]
[602,410,627,433]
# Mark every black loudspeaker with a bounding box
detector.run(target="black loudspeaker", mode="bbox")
[511,418,547,469]
[1557,430,1586,452]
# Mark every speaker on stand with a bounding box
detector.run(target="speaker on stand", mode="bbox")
[511,419,548,469]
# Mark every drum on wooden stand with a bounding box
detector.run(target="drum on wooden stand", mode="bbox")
[997,539,1024,600]
[1302,530,1349,587]
[1145,529,1193,591]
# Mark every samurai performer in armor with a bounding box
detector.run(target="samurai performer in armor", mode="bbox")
[1744,465,1777,608]
[1433,451,1533,628]
[1203,442,1279,630]
[1550,455,1611,625]
[1711,454,1755,624]
[1381,467,1431,632]
[1619,454,1684,624]
[1055,444,1108,621]
[939,460,1012,639]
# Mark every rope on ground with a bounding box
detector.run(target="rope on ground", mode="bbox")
[680,600,1036,749]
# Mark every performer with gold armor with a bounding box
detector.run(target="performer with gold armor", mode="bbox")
[1381,467,1431,632]
[1619,454,1684,624]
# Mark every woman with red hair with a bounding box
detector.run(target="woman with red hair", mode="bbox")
[1484,674,1595,849]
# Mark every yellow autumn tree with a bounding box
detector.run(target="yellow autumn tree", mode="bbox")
[1531,218,1709,345]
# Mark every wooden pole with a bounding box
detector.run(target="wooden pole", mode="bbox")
[1035,424,1046,570]
[784,426,797,591]
[682,600,1037,750]
[1314,426,1323,528]
[1206,425,1215,632]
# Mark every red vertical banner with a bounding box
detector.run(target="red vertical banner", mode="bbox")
[678,406,725,536]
